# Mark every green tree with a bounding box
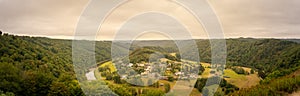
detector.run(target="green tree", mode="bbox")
[258,70,267,79]
[113,75,122,84]
[232,67,248,75]
[48,82,70,96]
[142,90,164,96]
[167,76,174,82]
[154,81,160,88]
[250,69,255,74]
[21,71,54,96]
[0,63,21,94]
[164,83,171,93]
[0,90,15,96]
[194,78,206,92]
[106,73,113,80]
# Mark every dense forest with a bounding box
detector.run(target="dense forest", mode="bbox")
[0,33,113,96]
[1,33,300,95]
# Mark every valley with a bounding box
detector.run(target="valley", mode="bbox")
[91,55,261,96]
[0,34,300,96]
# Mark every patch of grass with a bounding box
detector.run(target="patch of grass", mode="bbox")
[201,68,211,78]
[189,88,202,96]
[170,53,177,57]
[159,80,201,96]
[224,69,246,79]
[94,61,116,80]
[201,63,211,68]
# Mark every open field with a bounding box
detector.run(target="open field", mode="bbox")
[201,64,261,88]
[223,69,260,88]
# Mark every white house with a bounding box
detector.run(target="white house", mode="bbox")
[128,63,133,67]
[175,72,184,76]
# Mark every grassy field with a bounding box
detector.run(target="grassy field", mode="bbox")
[200,64,261,88]
[223,69,260,88]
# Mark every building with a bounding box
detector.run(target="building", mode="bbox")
[175,72,184,76]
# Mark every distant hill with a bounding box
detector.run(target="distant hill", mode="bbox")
[283,39,300,43]
[132,40,176,48]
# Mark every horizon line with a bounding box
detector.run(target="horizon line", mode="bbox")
[3,32,300,41]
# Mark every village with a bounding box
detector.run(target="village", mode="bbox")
[111,58,204,82]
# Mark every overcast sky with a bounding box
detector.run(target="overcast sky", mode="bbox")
[0,0,299,40]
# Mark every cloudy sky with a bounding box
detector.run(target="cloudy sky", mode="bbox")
[0,0,299,40]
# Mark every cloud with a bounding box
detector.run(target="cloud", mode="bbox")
[0,0,88,36]
[209,0,300,38]
[0,0,299,40]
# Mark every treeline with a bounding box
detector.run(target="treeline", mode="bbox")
[108,84,165,96]
[194,77,239,95]
[231,67,250,75]
[129,47,180,63]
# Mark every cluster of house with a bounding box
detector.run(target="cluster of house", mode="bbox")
[116,60,200,80]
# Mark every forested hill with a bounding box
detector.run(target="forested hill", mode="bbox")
[0,34,113,95]
[0,33,300,95]
[225,39,300,76]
